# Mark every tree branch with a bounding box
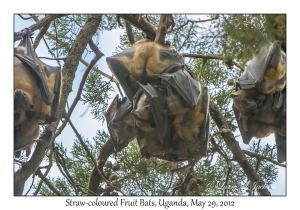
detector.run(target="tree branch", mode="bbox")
[87,138,115,195]
[125,21,135,46]
[242,150,286,167]
[55,39,104,139]
[14,14,66,42]
[33,21,51,50]
[182,53,244,70]
[118,15,156,41]
[36,169,63,196]
[209,101,271,196]
[154,15,173,44]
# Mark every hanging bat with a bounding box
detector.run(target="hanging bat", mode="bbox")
[14,119,39,158]
[237,40,286,94]
[14,30,62,125]
[105,95,136,152]
[106,39,184,102]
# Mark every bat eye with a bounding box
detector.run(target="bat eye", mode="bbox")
[144,107,149,111]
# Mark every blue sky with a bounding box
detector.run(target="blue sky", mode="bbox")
[13,14,286,196]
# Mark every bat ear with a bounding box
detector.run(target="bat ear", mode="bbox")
[230,93,238,99]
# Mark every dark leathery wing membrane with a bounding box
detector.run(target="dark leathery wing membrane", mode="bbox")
[154,69,200,109]
[237,41,283,90]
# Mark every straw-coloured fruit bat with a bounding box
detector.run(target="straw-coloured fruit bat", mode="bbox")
[106,40,184,102]
[14,30,62,157]
[231,40,286,162]
[14,31,61,125]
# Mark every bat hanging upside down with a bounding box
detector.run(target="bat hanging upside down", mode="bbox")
[14,31,62,158]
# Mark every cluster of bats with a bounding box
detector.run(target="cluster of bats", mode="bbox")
[105,39,286,163]
[105,39,210,161]
[14,30,61,158]
[13,31,286,164]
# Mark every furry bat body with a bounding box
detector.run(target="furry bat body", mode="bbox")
[231,41,286,162]
[131,70,211,159]
[14,30,62,158]
[14,31,61,124]
[106,40,184,102]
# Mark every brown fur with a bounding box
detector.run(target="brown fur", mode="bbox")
[138,130,169,156]
[109,113,136,144]
[166,86,189,115]
[231,88,283,127]
[15,119,39,157]
[257,52,286,94]
[173,85,209,142]
[173,135,202,158]
[14,48,60,124]
[107,41,183,93]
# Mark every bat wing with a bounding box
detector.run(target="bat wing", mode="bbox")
[14,29,53,105]
[272,90,285,112]
[106,47,138,102]
[195,87,211,157]
[275,133,286,163]
[105,95,125,152]
[237,41,282,90]
[137,82,170,137]
[112,97,132,123]
[232,104,252,144]
[105,95,134,152]
[154,69,200,109]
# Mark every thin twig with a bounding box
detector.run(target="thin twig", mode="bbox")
[223,160,233,196]
[18,14,33,20]
[33,22,51,50]
[36,169,63,196]
[14,15,66,42]
[197,58,207,80]
[182,53,244,71]
[162,172,174,196]
[242,150,286,167]
[79,59,118,83]
[24,175,35,196]
[33,137,55,196]
[38,57,66,61]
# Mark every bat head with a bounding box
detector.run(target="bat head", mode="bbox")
[230,89,257,116]
[131,93,156,133]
